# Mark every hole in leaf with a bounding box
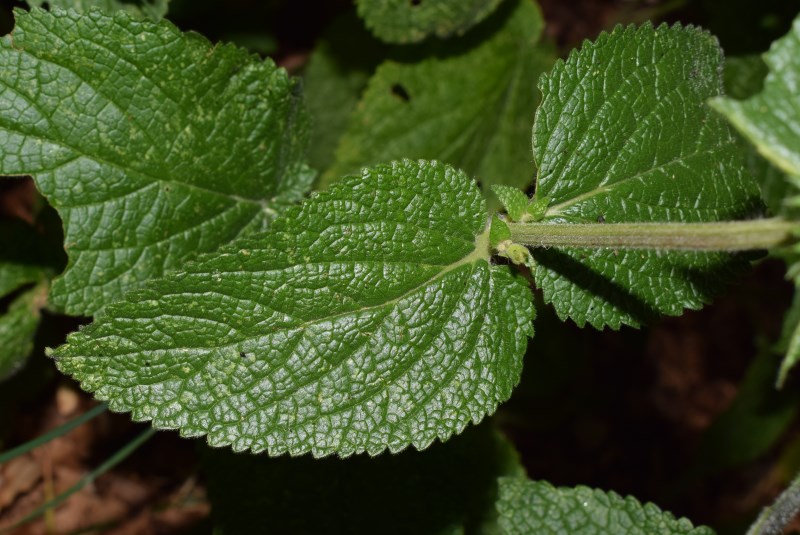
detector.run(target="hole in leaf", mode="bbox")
[390,83,410,102]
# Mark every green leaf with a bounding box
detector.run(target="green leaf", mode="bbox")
[325,0,553,196]
[0,282,47,381]
[711,15,800,180]
[204,423,525,534]
[304,13,386,173]
[0,263,42,299]
[531,24,762,329]
[777,285,800,387]
[526,195,549,221]
[712,16,800,382]
[492,185,528,221]
[490,215,511,248]
[496,478,715,535]
[355,0,506,44]
[27,0,170,20]
[0,8,313,316]
[696,349,800,470]
[53,159,535,456]
[723,55,769,100]
[722,55,797,218]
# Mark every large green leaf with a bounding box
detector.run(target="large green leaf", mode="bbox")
[0,282,47,381]
[355,0,505,44]
[0,8,313,316]
[303,13,386,173]
[711,15,800,179]
[53,160,535,456]
[205,423,525,535]
[27,0,170,20]
[496,478,714,535]
[325,0,553,196]
[531,24,762,329]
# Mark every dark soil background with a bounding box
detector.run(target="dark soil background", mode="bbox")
[1,0,800,533]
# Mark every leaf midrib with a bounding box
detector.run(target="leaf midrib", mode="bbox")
[543,139,736,217]
[86,224,492,357]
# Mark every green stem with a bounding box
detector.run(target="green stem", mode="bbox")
[507,218,797,251]
[747,470,800,535]
[0,427,156,534]
[0,403,107,465]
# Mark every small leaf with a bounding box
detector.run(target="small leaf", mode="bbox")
[205,423,525,534]
[27,0,170,19]
[0,282,47,381]
[496,478,715,535]
[326,0,553,196]
[303,13,387,173]
[53,160,535,457]
[526,195,549,221]
[531,23,762,329]
[490,215,511,247]
[491,185,528,221]
[711,15,800,179]
[0,8,313,316]
[503,243,534,268]
[355,0,505,44]
[777,285,800,387]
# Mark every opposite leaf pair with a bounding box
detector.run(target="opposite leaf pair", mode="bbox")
[1,8,762,458]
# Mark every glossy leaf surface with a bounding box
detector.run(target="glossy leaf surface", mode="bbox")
[0,9,313,315]
[54,160,535,456]
[497,478,715,535]
[532,24,762,329]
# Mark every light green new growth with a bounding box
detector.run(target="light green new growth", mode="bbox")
[356,0,505,44]
[0,8,313,316]
[489,215,512,247]
[27,0,170,19]
[528,23,761,329]
[53,160,535,457]
[526,195,549,221]
[491,185,528,221]
[496,478,715,534]
[326,0,553,195]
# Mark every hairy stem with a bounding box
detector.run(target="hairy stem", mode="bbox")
[507,218,797,251]
[746,470,800,535]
